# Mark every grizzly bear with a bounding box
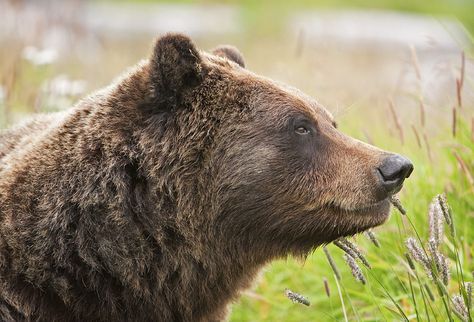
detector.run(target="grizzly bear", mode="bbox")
[0,33,413,321]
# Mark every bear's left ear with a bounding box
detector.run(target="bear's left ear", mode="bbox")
[149,33,203,110]
[212,45,245,68]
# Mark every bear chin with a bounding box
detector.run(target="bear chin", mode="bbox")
[331,198,392,237]
[288,199,391,255]
[344,199,391,225]
[303,199,392,245]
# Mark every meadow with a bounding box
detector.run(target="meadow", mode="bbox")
[0,1,473,321]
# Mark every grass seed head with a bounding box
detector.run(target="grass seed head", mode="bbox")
[437,194,455,237]
[428,197,444,247]
[428,240,450,286]
[390,195,406,215]
[343,254,366,285]
[440,255,450,286]
[365,230,380,247]
[333,240,358,258]
[452,294,469,322]
[406,237,432,278]
[323,277,330,298]
[335,238,371,269]
[284,288,310,306]
[466,282,472,309]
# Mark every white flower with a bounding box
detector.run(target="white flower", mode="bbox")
[43,75,87,97]
[22,46,58,66]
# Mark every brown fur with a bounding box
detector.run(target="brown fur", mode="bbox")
[0,34,406,321]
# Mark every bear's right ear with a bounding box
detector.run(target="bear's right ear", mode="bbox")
[149,33,203,110]
[212,45,245,68]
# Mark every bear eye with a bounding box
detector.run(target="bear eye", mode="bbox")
[295,126,310,135]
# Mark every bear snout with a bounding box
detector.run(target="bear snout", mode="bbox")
[377,154,414,195]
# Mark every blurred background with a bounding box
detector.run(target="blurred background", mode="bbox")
[1,0,472,124]
[1,0,473,321]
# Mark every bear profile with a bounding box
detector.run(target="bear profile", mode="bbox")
[0,33,412,321]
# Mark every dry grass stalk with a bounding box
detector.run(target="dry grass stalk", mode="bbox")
[419,99,426,127]
[456,78,462,109]
[323,277,330,297]
[323,246,341,281]
[334,238,371,269]
[284,288,310,306]
[362,129,374,146]
[452,150,474,186]
[390,195,406,215]
[343,254,366,285]
[295,29,305,58]
[4,57,19,102]
[3,57,20,121]
[409,45,425,128]
[422,132,433,162]
[452,106,457,137]
[34,93,43,113]
[471,117,474,142]
[388,99,404,145]
[411,125,422,148]
[456,51,465,109]
[410,45,422,81]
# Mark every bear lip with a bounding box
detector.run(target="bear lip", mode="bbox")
[331,199,391,228]
[348,198,390,215]
[329,198,390,214]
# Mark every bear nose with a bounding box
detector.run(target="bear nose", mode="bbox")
[377,154,413,194]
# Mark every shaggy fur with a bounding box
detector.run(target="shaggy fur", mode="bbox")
[0,34,409,321]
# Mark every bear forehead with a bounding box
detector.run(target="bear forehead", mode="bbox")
[203,51,336,126]
[247,76,336,127]
[271,82,335,125]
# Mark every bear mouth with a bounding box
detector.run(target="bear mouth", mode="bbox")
[337,199,391,223]
[324,198,391,238]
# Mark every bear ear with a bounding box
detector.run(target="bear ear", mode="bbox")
[212,45,245,68]
[149,33,203,110]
